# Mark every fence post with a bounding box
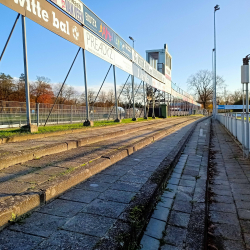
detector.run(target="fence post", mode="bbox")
[71,105,73,124]
[36,103,39,127]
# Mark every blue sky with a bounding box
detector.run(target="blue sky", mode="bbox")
[0,0,249,95]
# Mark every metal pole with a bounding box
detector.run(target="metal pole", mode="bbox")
[0,14,20,63]
[143,81,147,119]
[242,84,245,157]
[132,75,136,120]
[113,65,119,122]
[212,49,214,116]
[21,15,31,127]
[82,49,92,126]
[36,103,39,127]
[246,83,249,157]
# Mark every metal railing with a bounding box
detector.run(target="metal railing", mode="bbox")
[0,100,147,128]
[216,113,248,152]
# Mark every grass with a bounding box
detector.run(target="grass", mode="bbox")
[0,117,161,139]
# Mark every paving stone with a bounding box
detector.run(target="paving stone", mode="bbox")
[164,225,187,246]
[162,191,176,199]
[212,188,232,196]
[240,220,250,234]
[60,189,99,204]
[166,184,178,192]
[245,233,250,248]
[174,191,192,202]
[177,185,194,195]
[140,235,160,250]
[62,213,115,237]
[179,179,196,188]
[210,202,237,213]
[0,230,43,250]
[39,199,86,218]
[109,180,143,192]
[213,223,242,240]
[144,218,166,240]
[168,210,190,228]
[98,189,135,203]
[9,212,67,238]
[119,174,148,184]
[234,194,250,202]
[75,181,111,192]
[173,199,192,214]
[168,177,180,185]
[210,210,239,225]
[82,199,127,218]
[161,244,181,250]
[235,201,250,210]
[159,197,173,208]
[151,204,170,222]
[36,230,99,250]
[222,240,245,250]
[127,169,153,178]
[238,209,250,220]
[213,195,234,204]
[88,173,120,183]
[181,175,196,181]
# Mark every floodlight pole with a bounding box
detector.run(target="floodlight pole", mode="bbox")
[242,55,250,158]
[21,15,31,127]
[213,5,220,118]
[143,81,147,119]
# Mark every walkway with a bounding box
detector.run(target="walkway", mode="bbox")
[208,119,250,250]
[140,118,211,249]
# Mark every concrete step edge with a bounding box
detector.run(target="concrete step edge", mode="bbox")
[0,118,200,230]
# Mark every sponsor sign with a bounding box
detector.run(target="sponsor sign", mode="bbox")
[83,6,132,60]
[165,65,171,80]
[217,105,243,110]
[132,49,145,70]
[51,0,84,24]
[84,28,132,75]
[114,51,133,75]
[1,0,85,49]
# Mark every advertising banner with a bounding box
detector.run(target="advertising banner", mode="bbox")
[51,0,84,24]
[83,6,132,60]
[1,0,85,49]
[84,28,115,65]
[114,50,133,75]
[132,49,145,70]
[84,28,133,75]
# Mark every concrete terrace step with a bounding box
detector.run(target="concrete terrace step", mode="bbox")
[0,118,181,170]
[0,117,202,230]
[0,117,207,250]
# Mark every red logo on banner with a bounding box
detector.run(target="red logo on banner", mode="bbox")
[99,23,113,42]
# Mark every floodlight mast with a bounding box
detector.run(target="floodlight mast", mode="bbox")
[242,54,250,158]
[213,4,220,118]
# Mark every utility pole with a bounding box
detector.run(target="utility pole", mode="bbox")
[213,5,220,118]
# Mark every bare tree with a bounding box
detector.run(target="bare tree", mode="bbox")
[231,89,242,103]
[98,91,107,105]
[80,89,96,105]
[107,89,115,104]
[53,83,77,104]
[187,70,225,109]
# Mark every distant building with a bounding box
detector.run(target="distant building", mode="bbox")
[146,44,172,82]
